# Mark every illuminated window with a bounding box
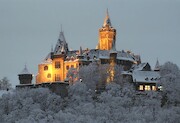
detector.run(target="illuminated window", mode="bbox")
[145,85,151,90]
[55,74,60,81]
[152,86,156,91]
[44,66,48,71]
[66,65,69,70]
[55,62,60,69]
[47,73,51,78]
[139,85,144,90]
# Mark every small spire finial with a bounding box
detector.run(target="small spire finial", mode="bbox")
[25,62,27,69]
[106,8,109,16]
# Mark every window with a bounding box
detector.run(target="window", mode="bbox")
[55,62,60,69]
[44,66,48,71]
[139,85,144,91]
[66,65,69,70]
[55,74,60,81]
[152,86,156,91]
[71,65,74,68]
[47,73,51,78]
[145,85,151,90]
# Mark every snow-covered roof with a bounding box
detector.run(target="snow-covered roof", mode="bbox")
[19,65,31,75]
[132,71,160,83]
[121,71,132,75]
[132,62,150,71]
[64,49,137,62]
[41,53,52,64]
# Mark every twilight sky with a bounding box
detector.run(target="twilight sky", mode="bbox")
[0,0,180,87]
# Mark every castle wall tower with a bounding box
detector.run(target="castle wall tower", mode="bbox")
[98,9,116,50]
[18,65,33,84]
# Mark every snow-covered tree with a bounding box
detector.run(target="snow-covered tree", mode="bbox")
[66,68,79,84]
[78,62,100,91]
[160,62,180,106]
[0,77,11,90]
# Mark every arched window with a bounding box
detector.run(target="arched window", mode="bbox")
[44,66,48,71]
[47,73,51,78]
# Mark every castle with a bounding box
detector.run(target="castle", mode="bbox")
[36,10,141,83]
[18,10,160,92]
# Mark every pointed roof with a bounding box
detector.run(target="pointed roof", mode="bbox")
[58,31,66,43]
[54,30,69,55]
[103,9,112,27]
[61,44,65,53]
[19,65,31,75]
[154,59,160,71]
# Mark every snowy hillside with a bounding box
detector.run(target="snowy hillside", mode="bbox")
[0,62,179,123]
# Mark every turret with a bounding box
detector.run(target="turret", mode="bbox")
[154,59,160,71]
[77,46,84,59]
[18,65,33,84]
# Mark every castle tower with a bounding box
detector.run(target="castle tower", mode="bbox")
[98,9,116,50]
[18,65,33,84]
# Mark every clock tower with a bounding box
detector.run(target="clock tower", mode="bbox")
[98,9,116,50]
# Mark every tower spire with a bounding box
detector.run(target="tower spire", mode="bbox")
[103,8,112,27]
